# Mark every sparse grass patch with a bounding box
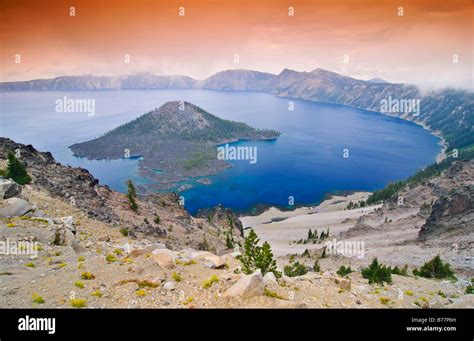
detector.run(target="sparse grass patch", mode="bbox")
[119,227,129,237]
[465,279,474,294]
[379,297,391,305]
[203,275,219,289]
[78,256,85,262]
[371,288,381,295]
[105,254,117,263]
[25,262,35,268]
[264,288,285,300]
[418,296,429,304]
[81,272,95,280]
[32,293,45,304]
[135,289,146,297]
[176,259,196,266]
[113,248,123,256]
[70,299,87,308]
[172,272,182,282]
[118,279,159,288]
[183,296,194,305]
[33,245,43,252]
[404,290,414,296]
[91,290,103,298]
[74,281,85,289]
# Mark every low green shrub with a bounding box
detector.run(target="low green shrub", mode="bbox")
[361,258,392,285]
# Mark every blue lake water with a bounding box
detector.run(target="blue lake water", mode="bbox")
[0,90,441,214]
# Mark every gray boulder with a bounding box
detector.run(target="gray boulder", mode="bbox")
[51,216,76,234]
[163,282,176,291]
[263,271,278,286]
[152,249,176,269]
[47,224,76,246]
[0,197,31,217]
[0,179,22,199]
[223,269,264,299]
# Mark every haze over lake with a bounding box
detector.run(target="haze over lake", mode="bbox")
[1,90,441,214]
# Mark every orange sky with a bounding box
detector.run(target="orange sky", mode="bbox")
[1,0,472,89]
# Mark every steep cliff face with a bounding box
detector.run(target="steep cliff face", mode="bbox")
[0,138,114,222]
[197,204,244,238]
[419,162,474,240]
[346,160,474,243]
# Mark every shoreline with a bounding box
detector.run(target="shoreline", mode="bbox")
[365,110,448,164]
[417,121,448,163]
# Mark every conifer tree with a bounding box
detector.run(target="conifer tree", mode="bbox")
[126,180,138,212]
[236,229,280,277]
[6,151,31,185]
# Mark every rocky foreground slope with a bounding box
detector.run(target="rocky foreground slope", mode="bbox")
[0,138,473,308]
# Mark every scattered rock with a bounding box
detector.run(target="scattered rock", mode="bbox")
[98,236,110,242]
[69,240,86,254]
[230,251,242,258]
[191,251,226,269]
[152,249,176,269]
[263,271,277,286]
[444,294,474,308]
[223,269,264,299]
[0,197,31,217]
[163,282,176,291]
[128,243,166,258]
[47,223,76,246]
[334,277,351,291]
[0,179,22,199]
[52,216,76,234]
[280,275,294,286]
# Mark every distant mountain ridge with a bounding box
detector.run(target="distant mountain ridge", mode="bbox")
[367,77,389,84]
[0,73,200,91]
[2,68,473,154]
